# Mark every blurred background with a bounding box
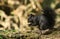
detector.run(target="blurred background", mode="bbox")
[0,0,60,39]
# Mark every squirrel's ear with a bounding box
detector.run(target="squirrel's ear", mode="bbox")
[30,14,33,16]
[28,14,35,17]
[30,14,34,16]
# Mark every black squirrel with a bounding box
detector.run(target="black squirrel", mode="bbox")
[28,7,56,30]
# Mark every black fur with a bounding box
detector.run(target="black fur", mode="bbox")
[28,7,56,30]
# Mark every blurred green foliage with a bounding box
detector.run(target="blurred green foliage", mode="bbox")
[41,0,55,8]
